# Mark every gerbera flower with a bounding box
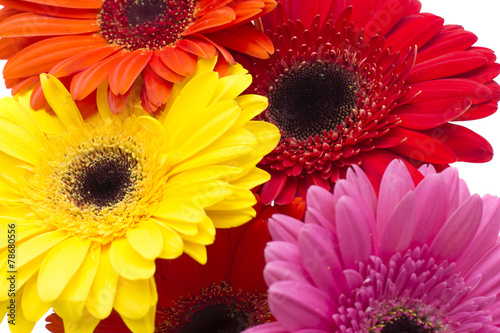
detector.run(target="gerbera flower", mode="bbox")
[245,0,500,204]
[246,160,500,332]
[0,0,276,113]
[0,57,280,332]
[46,195,305,332]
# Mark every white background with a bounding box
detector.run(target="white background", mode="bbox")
[1,0,500,332]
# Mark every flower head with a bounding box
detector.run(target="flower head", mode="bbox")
[247,160,500,332]
[46,195,304,332]
[0,0,276,113]
[0,57,280,332]
[246,0,500,204]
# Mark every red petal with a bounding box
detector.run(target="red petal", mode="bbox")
[17,0,101,9]
[260,171,287,205]
[274,177,299,205]
[385,14,444,53]
[75,90,98,120]
[108,50,152,95]
[409,79,492,104]
[364,0,410,38]
[387,127,457,164]
[418,123,493,163]
[455,102,497,121]
[3,35,108,78]
[206,24,274,59]
[455,62,500,84]
[70,52,125,100]
[408,51,488,84]
[416,26,478,63]
[176,37,217,58]
[159,46,197,77]
[350,0,377,28]
[183,7,236,35]
[360,149,424,191]
[149,50,184,83]
[50,45,120,77]
[395,98,471,130]
[0,12,98,37]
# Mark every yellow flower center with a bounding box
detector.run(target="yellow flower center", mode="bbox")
[25,117,170,244]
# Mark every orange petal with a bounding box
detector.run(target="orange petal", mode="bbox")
[108,87,131,115]
[0,12,98,37]
[75,90,98,120]
[50,45,120,77]
[195,0,233,17]
[0,36,41,58]
[0,7,22,23]
[108,49,152,95]
[149,50,184,83]
[19,0,102,9]
[176,37,217,58]
[70,52,126,100]
[142,66,173,108]
[3,35,108,78]
[194,33,235,64]
[141,89,160,114]
[183,7,236,36]
[159,46,197,76]
[11,76,39,95]
[206,24,274,59]
[0,0,98,19]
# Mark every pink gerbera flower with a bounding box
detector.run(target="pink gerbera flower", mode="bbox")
[246,0,500,204]
[246,160,500,332]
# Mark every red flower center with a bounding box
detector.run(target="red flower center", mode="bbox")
[267,61,360,141]
[98,0,196,50]
[157,282,271,333]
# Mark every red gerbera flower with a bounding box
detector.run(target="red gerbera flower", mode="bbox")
[45,196,305,332]
[0,0,276,114]
[245,0,500,205]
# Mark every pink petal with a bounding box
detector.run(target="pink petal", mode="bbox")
[265,241,302,265]
[244,321,289,333]
[428,194,483,264]
[268,214,303,243]
[268,281,335,331]
[464,241,500,303]
[380,192,417,261]
[264,260,311,287]
[335,196,374,269]
[377,160,415,237]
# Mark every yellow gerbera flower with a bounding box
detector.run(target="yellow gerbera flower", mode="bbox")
[0,57,280,333]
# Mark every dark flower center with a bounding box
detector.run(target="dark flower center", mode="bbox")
[64,147,140,209]
[98,0,196,50]
[157,283,271,333]
[267,61,360,141]
[380,315,433,333]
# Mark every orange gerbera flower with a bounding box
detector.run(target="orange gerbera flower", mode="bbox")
[0,0,276,114]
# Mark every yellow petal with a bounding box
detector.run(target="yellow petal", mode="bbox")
[153,200,206,223]
[168,165,243,185]
[179,216,215,245]
[113,277,151,320]
[233,94,268,128]
[39,74,84,128]
[165,180,233,208]
[30,105,66,135]
[230,168,271,190]
[208,185,257,210]
[8,287,37,333]
[212,73,252,103]
[153,216,198,236]
[38,237,91,302]
[183,241,207,264]
[52,244,100,322]
[127,220,163,260]
[0,97,50,147]
[109,238,155,280]
[86,244,118,319]
[16,230,69,269]
[137,115,168,146]
[122,305,155,333]
[0,116,44,166]
[164,71,218,137]
[62,308,100,333]
[169,100,240,160]
[208,206,256,229]
[96,81,114,121]
[169,127,256,174]
[150,221,183,260]
[21,275,50,322]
